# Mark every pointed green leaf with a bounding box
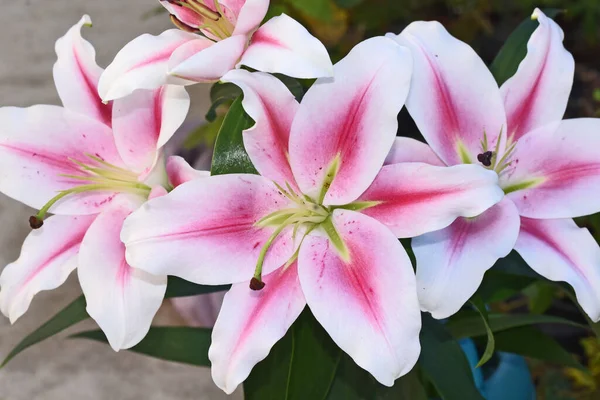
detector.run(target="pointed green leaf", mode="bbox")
[490,9,562,86]
[419,315,484,400]
[244,308,341,400]
[470,298,495,368]
[1,295,88,367]
[164,276,229,298]
[2,279,227,367]
[210,96,258,176]
[447,312,587,339]
[273,73,305,101]
[206,82,242,122]
[476,268,537,303]
[72,327,212,366]
[482,326,585,370]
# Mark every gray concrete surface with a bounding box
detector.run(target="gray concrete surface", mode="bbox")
[0,1,239,398]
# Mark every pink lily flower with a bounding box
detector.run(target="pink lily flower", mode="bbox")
[386,8,600,320]
[121,37,503,391]
[0,16,205,350]
[98,0,333,101]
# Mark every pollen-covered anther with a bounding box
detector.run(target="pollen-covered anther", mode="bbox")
[477,151,493,167]
[29,216,44,230]
[249,277,265,291]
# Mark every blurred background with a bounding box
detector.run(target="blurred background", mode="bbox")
[1,0,600,399]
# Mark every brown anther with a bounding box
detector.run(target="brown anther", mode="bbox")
[249,277,265,291]
[29,216,43,229]
[477,151,493,167]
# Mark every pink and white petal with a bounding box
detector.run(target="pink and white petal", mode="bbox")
[500,9,574,140]
[149,185,169,200]
[503,119,600,219]
[299,210,421,386]
[0,105,124,214]
[413,199,520,319]
[166,155,210,188]
[0,214,96,323]
[359,162,504,238]
[515,217,600,322]
[384,137,445,166]
[221,69,298,187]
[121,174,295,285]
[240,14,333,79]
[168,35,247,83]
[79,200,167,351]
[209,262,305,394]
[393,22,507,166]
[112,85,190,174]
[159,0,203,28]
[98,29,198,101]
[53,15,111,126]
[231,0,269,36]
[289,37,412,205]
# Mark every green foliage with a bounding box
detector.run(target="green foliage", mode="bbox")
[1,296,88,367]
[72,327,212,366]
[485,326,585,369]
[210,96,258,176]
[447,312,587,339]
[419,315,485,400]
[285,0,334,21]
[470,297,495,368]
[244,309,340,400]
[2,279,228,367]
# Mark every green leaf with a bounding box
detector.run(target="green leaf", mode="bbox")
[273,73,305,101]
[490,9,562,86]
[419,315,484,400]
[477,268,537,303]
[244,308,341,400]
[1,295,88,367]
[206,82,243,122]
[328,357,427,400]
[164,276,230,298]
[72,327,212,366]
[334,0,364,9]
[447,312,587,340]
[2,279,227,367]
[470,298,494,368]
[483,326,585,370]
[524,281,556,314]
[210,96,258,176]
[285,0,333,22]
[560,287,600,341]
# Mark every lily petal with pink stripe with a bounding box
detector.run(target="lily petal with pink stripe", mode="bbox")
[0,16,199,350]
[209,262,306,394]
[99,0,333,102]
[53,15,112,126]
[386,8,600,321]
[79,199,167,351]
[0,215,96,323]
[123,37,503,391]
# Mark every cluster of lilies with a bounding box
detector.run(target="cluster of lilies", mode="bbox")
[1,0,599,393]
